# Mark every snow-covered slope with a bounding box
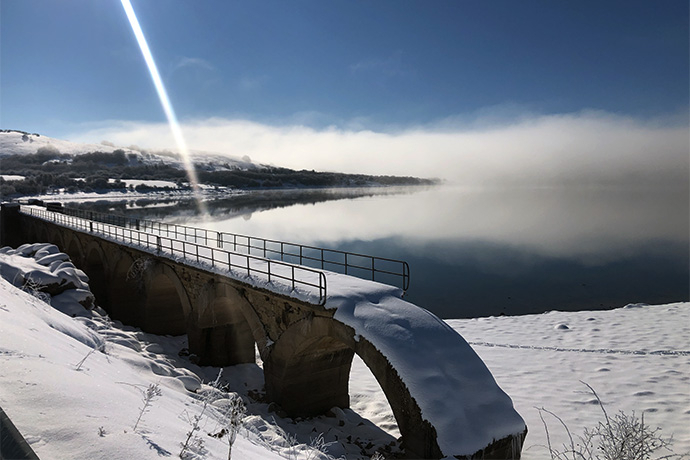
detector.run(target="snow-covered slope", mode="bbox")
[0,245,398,460]
[0,130,138,157]
[0,130,259,171]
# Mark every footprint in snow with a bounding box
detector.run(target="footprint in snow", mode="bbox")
[633,391,655,397]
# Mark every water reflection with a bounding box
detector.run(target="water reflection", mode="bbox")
[74,185,689,318]
[195,186,688,265]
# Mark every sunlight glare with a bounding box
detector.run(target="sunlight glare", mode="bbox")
[120,0,207,216]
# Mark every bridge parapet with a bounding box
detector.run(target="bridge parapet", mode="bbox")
[58,205,410,292]
[20,205,327,305]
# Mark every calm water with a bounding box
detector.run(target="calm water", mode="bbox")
[81,185,689,319]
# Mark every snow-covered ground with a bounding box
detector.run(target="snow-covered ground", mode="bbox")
[449,306,690,459]
[107,179,181,189]
[0,244,688,459]
[0,175,26,181]
[18,185,240,205]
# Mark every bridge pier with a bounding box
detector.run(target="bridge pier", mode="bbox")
[0,203,22,248]
[187,281,257,366]
[264,318,355,416]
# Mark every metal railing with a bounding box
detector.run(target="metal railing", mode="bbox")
[21,206,327,305]
[59,206,410,292]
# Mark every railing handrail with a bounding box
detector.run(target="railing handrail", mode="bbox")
[58,205,410,292]
[20,205,327,305]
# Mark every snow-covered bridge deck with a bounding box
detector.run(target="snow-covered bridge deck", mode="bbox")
[21,204,410,307]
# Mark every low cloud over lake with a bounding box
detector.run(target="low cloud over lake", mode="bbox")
[70,110,689,187]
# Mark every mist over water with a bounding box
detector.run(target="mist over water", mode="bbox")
[94,185,689,319]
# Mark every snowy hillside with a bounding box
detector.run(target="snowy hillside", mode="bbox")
[0,130,435,197]
[0,245,688,459]
[0,129,259,171]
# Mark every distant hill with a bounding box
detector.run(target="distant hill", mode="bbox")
[0,130,437,197]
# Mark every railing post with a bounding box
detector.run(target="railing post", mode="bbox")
[156,236,161,254]
[320,272,327,305]
[217,232,222,248]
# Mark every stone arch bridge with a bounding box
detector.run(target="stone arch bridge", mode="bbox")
[1,203,526,459]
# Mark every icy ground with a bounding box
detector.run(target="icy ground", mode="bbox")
[0,244,688,459]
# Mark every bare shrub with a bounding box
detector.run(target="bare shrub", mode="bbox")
[133,383,162,432]
[21,274,51,304]
[537,382,685,460]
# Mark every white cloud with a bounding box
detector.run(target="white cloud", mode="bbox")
[349,50,410,79]
[68,111,689,186]
[238,75,268,91]
[172,57,214,72]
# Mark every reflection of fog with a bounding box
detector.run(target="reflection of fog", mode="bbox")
[74,185,687,317]
[196,185,689,265]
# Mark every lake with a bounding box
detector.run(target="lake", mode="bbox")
[77,185,689,319]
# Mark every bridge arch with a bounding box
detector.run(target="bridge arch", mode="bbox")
[31,221,48,244]
[82,241,108,308]
[141,262,190,336]
[106,252,139,324]
[47,228,64,251]
[188,280,269,366]
[64,233,85,267]
[263,315,439,456]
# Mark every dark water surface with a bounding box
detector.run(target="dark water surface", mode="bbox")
[80,186,689,319]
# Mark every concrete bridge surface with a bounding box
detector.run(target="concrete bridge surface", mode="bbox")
[0,203,527,459]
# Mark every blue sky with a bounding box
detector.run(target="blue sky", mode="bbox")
[1,1,688,180]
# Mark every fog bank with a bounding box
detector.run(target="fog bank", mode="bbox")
[70,111,689,186]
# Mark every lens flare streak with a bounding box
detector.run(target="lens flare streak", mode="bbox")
[120,0,207,215]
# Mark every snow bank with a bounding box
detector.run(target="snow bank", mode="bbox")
[0,243,93,312]
[326,273,527,457]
